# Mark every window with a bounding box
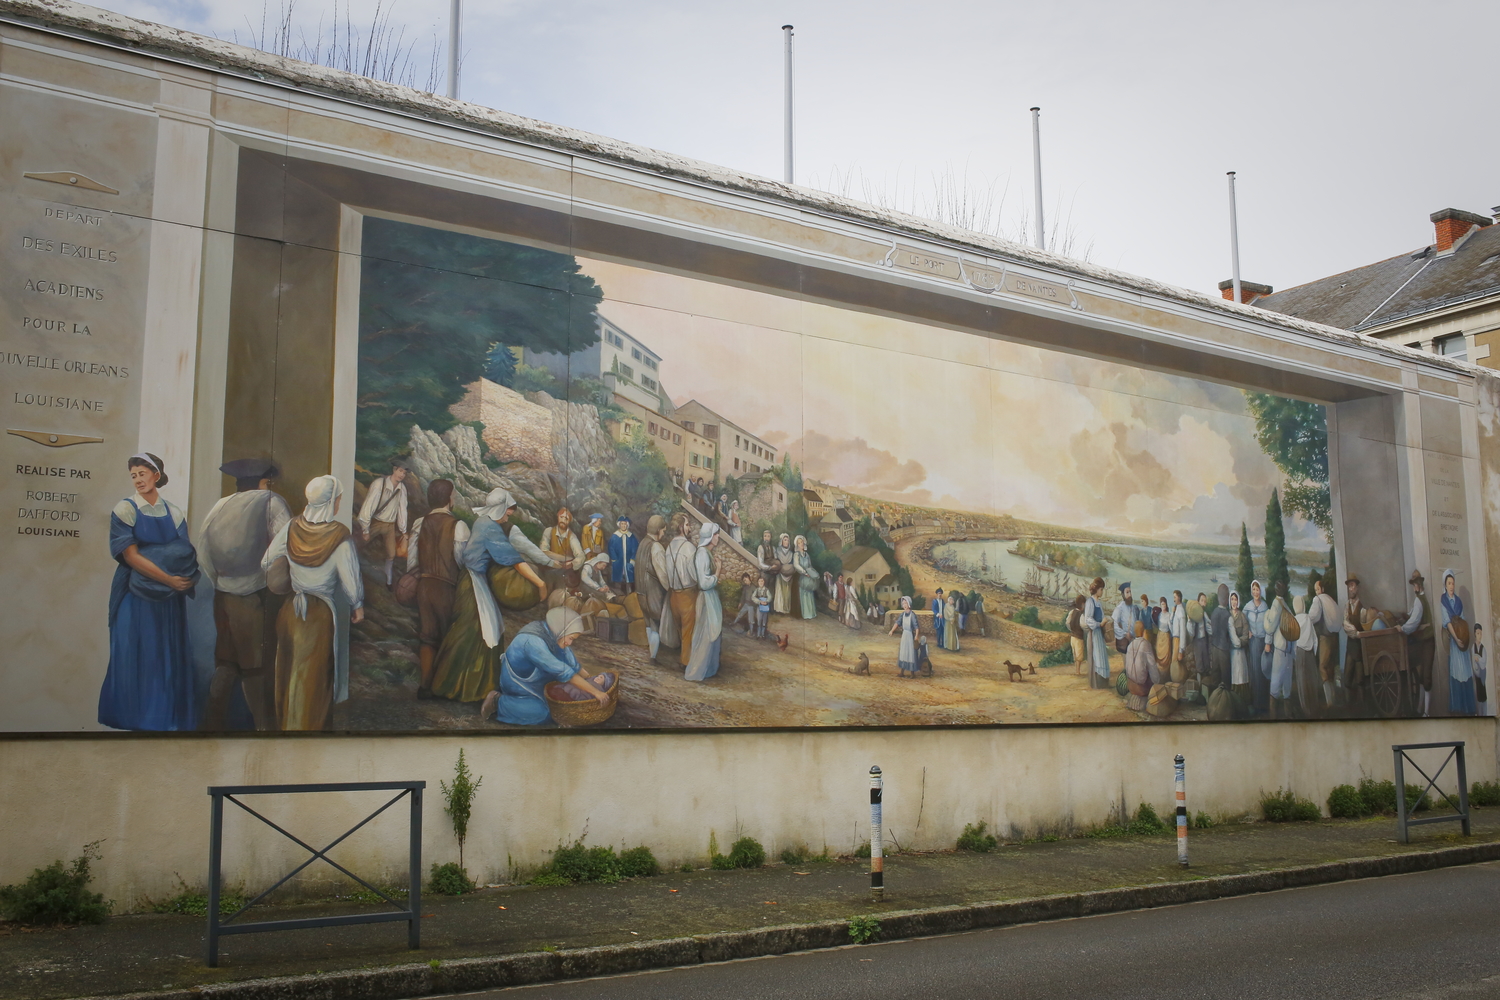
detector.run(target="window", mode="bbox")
[734,458,740,470]
[703,457,713,469]
[734,434,741,448]
[619,363,634,380]
[631,347,641,360]
[606,331,623,348]
[673,433,681,445]
[682,420,694,432]
[690,453,700,467]
[643,356,658,370]
[642,376,657,391]
[1437,334,1468,362]
[703,424,718,439]
[648,421,658,434]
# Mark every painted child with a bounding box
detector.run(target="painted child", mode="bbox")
[752,576,772,638]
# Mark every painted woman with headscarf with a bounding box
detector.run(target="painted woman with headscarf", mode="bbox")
[480,608,608,725]
[1441,570,1477,715]
[1245,580,1269,716]
[942,591,962,651]
[773,533,796,615]
[431,487,557,703]
[684,523,724,682]
[1228,590,1251,709]
[99,452,201,731]
[259,475,363,731]
[793,534,818,620]
[1083,577,1111,688]
[728,500,743,545]
[890,595,921,677]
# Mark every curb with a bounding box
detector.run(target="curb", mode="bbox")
[87,841,1500,1000]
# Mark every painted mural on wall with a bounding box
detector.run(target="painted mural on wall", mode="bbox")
[94,217,1486,731]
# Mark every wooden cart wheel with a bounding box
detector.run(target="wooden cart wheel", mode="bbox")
[1369,651,1404,719]
[1294,655,1323,720]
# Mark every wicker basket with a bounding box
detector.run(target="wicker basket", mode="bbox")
[545,671,619,727]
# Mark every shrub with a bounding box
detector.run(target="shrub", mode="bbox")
[1356,777,1430,815]
[1327,784,1371,819]
[780,845,809,866]
[530,871,571,886]
[549,842,621,884]
[618,846,660,879]
[1261,789,1321,822]
[149,875,249,916]
[957,822,998,852]
[848,915,881,944]
[726,837,766,869]
[1405,784,1432,812]
[1127,803,1167,835]
[1039,645,1073,668]
[1472,780,1500,807]
[710,853,736,870]
[1191,811,1214,830]
[427,862,474,896]
[0,842,111,926]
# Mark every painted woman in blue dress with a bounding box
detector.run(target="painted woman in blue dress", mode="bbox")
[98,453,201,731]
[480,608,608,725]
[1441,570,1477,716]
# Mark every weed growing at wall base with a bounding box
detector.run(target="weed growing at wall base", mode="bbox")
[711,837,766,870]
[148,875,249,916]
[0,841,111,926]
[1261,789,1321,822]
[1472,780,1500,807]
[848,915,881,944]
[427,862,475,896]
[957,822,998,852]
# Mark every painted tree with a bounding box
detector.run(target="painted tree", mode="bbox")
[356,217,603,472]
[1265,489,1291,600]
[1235,523,1255,601]
[1244,392,1332,542]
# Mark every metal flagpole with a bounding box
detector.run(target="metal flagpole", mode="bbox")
[1031,107,1045,251]
[447,0,461,99]
[782,25,794,184]
[1227,171,1242,303]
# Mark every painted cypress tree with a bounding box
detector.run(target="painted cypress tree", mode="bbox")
[1235,523,1255,601]
[1265,489,1291,600]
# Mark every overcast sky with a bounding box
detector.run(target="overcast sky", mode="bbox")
[111,0,1498,297]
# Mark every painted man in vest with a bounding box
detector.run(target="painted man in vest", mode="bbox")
[930,588,946,649]
[1341,573,1367,700]
[1207,583,1233,694]
[1112,582,1136,655]
[1398,570,1437,717]
[580,513,607,562]
[540,507,584,591]
[608,515,638,594]
[1308,576,1341,710]
[197,458,292,730]
[356,458,410,586]
[406,479,470,700]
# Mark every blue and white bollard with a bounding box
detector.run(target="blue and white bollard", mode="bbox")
[1175,754,1189,868]
[870,765,884,895]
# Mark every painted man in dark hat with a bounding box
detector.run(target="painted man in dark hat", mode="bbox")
[1341,572,1367,699]
[608,514,638,594]
[197,457,292,730]
[1398,569,1436,716]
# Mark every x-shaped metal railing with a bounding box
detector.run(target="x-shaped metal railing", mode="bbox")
[206,781,424,967]
[1392,742,1470,843]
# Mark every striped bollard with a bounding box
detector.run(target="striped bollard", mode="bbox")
[870,765,884,896]
[1174,754,1189,868]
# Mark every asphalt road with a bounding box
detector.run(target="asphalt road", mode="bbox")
[471,863,1500,1000]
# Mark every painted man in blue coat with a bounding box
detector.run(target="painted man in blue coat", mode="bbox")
[930,588,946,649]
[608,515,638,594]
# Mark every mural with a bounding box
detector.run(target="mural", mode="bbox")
[96,218,1484,731]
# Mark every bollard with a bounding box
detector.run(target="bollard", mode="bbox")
[869,765,884,895]
[1174,754,1188,868]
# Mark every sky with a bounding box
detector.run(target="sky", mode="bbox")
[105,0,1500,298]
[579,255,1321,548]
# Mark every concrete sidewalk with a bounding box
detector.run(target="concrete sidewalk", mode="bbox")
[3,809,1494,1000]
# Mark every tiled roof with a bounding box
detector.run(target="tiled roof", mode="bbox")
[1255,223,1500,333]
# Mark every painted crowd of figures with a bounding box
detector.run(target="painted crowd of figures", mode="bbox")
[1054,573,1485,720]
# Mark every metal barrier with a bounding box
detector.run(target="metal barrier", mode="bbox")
[1392,742,1469,843]
[206,781,424,967]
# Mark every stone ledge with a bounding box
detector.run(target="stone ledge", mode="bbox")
[79,840,1500,1000]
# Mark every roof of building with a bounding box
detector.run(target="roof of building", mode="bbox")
[803,489,824,503]
[1254,223,1500,334]
[840,546,887,572]
[873,574,897,590]
[821,508,855,525]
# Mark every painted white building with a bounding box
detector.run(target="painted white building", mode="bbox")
[525,315,664,411]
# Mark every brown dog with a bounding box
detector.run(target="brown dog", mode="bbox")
[849,652,871,675]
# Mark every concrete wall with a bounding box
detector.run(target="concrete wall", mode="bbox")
[2,720,1490,909]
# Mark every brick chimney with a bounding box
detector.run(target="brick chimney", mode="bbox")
[1431,208,1492,253]
[1217,279,1273,304]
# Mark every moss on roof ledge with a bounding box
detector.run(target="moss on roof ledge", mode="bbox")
[0,0,1486,384]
